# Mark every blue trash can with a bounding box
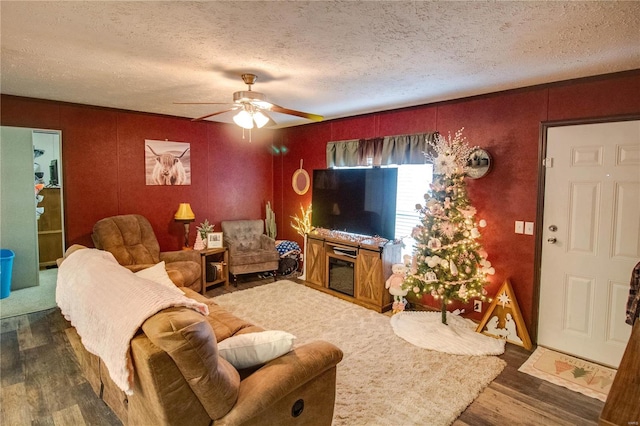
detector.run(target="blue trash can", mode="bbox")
[0,249,16,299]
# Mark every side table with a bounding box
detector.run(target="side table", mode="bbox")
[198,247,229,294]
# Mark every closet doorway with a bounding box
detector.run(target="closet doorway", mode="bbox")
[0,126,64,292]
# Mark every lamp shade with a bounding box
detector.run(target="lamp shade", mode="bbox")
[233,109,254,129]
[174,203,195,220]
[253,110,269,128]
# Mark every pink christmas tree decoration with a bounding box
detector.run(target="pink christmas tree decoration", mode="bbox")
[193,232,205,250]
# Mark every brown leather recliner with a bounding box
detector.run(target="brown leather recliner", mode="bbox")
[58,246,343,425]
[92,214,201,291]
[65,286,343,426]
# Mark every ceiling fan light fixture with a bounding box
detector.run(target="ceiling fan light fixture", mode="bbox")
[233,90,267,104]
[253,110,269,128]
[233,109,254,129]
[181,73,322,126]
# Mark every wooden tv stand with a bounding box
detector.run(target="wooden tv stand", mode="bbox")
[305,230,401,313]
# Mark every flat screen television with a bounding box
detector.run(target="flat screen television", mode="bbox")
[311,168,398,240]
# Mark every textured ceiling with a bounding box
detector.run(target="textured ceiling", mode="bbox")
[1,1,639,128]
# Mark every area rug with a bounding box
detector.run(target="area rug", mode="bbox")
[390,311,505,356]
[518,346,616,402]
[213,281,506,426]
[0,269,57,319]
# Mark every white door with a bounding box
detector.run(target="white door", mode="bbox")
[0,126,40,290]
[538,120,640,368]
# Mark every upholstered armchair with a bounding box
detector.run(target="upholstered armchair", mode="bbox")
[221,220,280,284]
[92,214,201,291]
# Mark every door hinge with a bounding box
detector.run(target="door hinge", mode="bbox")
[543,157,554,168]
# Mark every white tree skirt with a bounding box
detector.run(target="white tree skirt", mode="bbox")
[390,311,506,356]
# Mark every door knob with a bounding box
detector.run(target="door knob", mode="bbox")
[547,237,557,244]
[548,225,557,232]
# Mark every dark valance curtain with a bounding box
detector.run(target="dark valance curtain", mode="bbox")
[357,137,384,166]
[381,133,438,165]
[326,132,437,168]
[326,139,359,167]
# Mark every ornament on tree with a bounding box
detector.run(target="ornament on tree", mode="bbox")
[402,128,495,324]
[194,232,206,250]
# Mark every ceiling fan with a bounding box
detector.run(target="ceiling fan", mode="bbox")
[175,73,324,129]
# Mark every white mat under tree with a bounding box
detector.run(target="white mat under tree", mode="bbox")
[390,311,505,356]
[213,281,506,426]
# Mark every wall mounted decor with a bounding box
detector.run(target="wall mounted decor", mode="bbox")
[292,159,310,195]
[466,148,492,179]
[145,140,191,185]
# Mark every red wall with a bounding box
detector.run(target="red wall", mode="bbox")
[2,71,638,332]
[275,71,640,332]
[0,96,275,250]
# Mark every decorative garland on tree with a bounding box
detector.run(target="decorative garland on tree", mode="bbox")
[402,129,495,324]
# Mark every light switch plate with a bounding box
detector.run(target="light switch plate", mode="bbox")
[515,221,524,234]
[524,222,534,235]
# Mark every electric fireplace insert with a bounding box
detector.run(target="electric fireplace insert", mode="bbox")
[328,256,355,297]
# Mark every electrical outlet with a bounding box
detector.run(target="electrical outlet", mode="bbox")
[515,221,524,234]
[474,300,482,313]
[524,222,534,235]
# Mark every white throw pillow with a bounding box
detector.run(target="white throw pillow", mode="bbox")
[135,261,184,295]
[217,330,296,369]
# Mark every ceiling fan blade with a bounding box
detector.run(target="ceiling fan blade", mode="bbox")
[268,103,323,122]
[260,110,277,128]
[174,102,233,105]
[192,108,237,121]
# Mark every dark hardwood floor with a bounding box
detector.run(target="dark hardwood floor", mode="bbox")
[1,276,604,425]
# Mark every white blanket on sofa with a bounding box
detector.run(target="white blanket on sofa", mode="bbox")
[56,248,209,395]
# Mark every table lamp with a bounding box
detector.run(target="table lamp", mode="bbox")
[174,203,195,249]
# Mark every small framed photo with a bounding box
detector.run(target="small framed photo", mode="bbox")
[207,232,223,248]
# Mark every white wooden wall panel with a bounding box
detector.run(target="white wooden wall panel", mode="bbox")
[611,181,640,259]
[607,280,631,344]
[571,146,603,166]
[568,182,600,255]
[563,274,593,336]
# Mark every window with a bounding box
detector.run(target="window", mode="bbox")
[334,163,433,258]
[394,163,433,258]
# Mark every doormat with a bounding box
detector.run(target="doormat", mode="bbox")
[518,346,616,402]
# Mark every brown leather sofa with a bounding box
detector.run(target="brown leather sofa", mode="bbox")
[92,214,201,291]
[64,277,343,425]
[221,220,280,283]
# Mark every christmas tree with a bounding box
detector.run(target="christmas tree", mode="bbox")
[193,232,206,250]
[403,129,495,324]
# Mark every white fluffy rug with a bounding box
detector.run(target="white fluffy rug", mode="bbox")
[390,311,505,356]
[213,281,506,426]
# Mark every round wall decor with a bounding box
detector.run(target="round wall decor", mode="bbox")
[466,148,492,179]
[292,159,310,195]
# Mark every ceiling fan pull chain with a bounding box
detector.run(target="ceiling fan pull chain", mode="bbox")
[239,127,253,142]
